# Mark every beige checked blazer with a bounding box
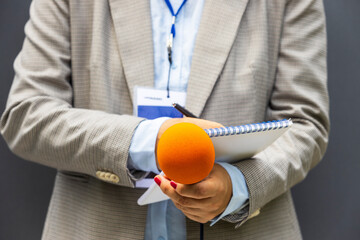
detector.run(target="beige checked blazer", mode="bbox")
[1,0,329,239]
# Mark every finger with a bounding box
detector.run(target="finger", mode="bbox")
[173,201,219,224]
[155,176,210,208]
[182,211,209,224]
[155,175,178,198]
[182,117,224,129]
[174,179,216,199]
[171,195,214,211]
[172,201,202,213]
[155,177,219,222]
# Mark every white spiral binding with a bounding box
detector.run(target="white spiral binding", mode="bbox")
[204,119,293,137]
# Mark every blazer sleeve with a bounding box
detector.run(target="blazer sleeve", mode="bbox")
[224,0,330,227]
[0,0,145,187]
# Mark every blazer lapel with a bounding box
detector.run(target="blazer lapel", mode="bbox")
[186,0,249,117]
[108,0,154,101]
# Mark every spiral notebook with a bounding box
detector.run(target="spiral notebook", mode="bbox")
[137,119,293,205]
[206,119,293,163]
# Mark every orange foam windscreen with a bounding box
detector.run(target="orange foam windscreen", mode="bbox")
[157,122,215,184]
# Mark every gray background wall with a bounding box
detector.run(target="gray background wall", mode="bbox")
[0,0,359,239]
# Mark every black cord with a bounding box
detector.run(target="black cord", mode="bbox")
[200,223,204,240]
[167,64,171,98]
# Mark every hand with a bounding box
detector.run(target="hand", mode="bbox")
[154,164,232,223]
[155,117,223,169]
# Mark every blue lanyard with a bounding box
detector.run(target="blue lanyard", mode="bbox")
[164,0,188,38]
[164,0,188,64]
[164,0,188,98]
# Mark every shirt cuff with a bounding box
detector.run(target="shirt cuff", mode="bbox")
[128,117,170,174]
[210,162,249,226]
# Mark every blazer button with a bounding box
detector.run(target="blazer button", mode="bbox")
[96,171,105,179]
[109,174,120,183]
[105,172,112,180]
[95,171,106,181]
[96,171,119,183]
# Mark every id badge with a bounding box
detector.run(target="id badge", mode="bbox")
[134,87,186,119]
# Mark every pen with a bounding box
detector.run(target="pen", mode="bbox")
[172,103,198,118]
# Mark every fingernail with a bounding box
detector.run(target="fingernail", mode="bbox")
[154,177,161,186]
[170,181,177,189]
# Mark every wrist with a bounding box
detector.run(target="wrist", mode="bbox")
[128,117,170,173]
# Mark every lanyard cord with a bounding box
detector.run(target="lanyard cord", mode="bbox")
[164,0,188,98]
[164,0,188,38]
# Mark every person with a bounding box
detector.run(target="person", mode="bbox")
[0,0,329,239]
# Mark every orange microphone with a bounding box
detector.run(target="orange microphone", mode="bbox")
[156,122,215,184]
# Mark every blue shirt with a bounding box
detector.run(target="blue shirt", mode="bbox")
[128,0,249,239]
